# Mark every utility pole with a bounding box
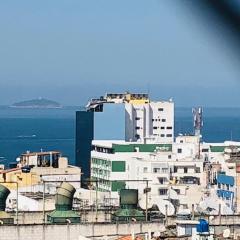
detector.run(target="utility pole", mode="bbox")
[95,181,98,222]
[145,180,149,222]
[43,181,45,224]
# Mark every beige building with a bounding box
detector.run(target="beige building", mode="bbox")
[0,151,81,190]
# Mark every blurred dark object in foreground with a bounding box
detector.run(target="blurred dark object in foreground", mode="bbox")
[200,1,240,31]
[182,0,240,54]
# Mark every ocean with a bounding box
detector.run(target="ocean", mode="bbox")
[0,106,240,167]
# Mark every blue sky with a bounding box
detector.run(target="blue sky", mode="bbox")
[0,1,239,106]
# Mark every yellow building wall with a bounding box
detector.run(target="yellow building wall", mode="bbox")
[0,171,40,189]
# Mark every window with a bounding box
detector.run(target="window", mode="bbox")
[166,134,172,137]
[177,148,182,153]
[168,155,171,159]
[202,148,209,152]
[185,226,192,236]
[135,134,140,139]
[112,161,126,172]
[135,117,140,120]
[135,126,140,130]
[162,168,168,173]
[153,168,160,173]
[143,167,148,173]
[158,177,166,184]
[160,126,165,129]
[167,126,172,129]
[153,126,158,130]
[195,167,200,173]
[184,167,188,173]
[158,108,164,111]
[160,134,164,137]
[162,119,166,122]
[159,189,168,195]
[174,166,177,173]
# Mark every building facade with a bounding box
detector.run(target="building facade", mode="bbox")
[75,111,94,180]
[90,138,207,210]
[125,100,174,143]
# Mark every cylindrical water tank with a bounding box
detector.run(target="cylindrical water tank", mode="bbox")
[196,219,209,233]
[0,184,10,211]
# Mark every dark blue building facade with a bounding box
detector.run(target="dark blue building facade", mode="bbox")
[75,111,94,180]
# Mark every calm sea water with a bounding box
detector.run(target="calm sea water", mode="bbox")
[0,106,240,167]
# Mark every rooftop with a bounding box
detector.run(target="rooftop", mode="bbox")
[21,151,61,157]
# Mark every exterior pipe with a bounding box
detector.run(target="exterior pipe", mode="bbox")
[55,182,76,211]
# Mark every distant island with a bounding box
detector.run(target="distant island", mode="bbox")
[11,98,62,109]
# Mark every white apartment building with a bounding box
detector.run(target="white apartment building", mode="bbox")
[91,138,207,210]
[125,100,174,143]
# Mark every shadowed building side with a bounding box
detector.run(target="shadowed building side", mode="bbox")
[75,111,94,181]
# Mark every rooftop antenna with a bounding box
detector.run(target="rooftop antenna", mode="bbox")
[147,82,151,100]
[192,107,203,137]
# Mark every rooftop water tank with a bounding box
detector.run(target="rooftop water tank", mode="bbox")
[47,182,80,224]
[196,219,209,234]
[112,189,145,222]
[120,189,138,207]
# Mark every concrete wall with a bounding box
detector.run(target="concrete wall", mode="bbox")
[0,222,164,240]
[10,210,114,225]
[2,215,240,240]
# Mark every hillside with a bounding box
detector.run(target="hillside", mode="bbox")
[11,98,62,108]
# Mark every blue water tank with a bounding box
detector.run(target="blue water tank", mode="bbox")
[196,219,209,233]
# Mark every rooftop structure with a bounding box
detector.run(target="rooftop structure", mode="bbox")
[192,107,203,136]
[19,151,61,168]
[0,150,81,190]
[105,92,149,104]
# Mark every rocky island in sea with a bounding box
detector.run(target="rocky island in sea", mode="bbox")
[11,98,62,108]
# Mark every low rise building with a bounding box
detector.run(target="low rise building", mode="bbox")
[0,151,81,190]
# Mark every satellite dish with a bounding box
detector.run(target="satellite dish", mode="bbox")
[169,188,178,200]
[178,208,191,215]
[223,229,230,238]
[138,196,153,210]
[159,226,166,233]
[153,231,161,237]
[154,200,175,216]
[209,216,214,222]
[153,231,161,238]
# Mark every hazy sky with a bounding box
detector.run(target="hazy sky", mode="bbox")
[0,1,240,106]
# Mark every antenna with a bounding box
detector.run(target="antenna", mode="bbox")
[147,82,151,99]
[192,107,203,136]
